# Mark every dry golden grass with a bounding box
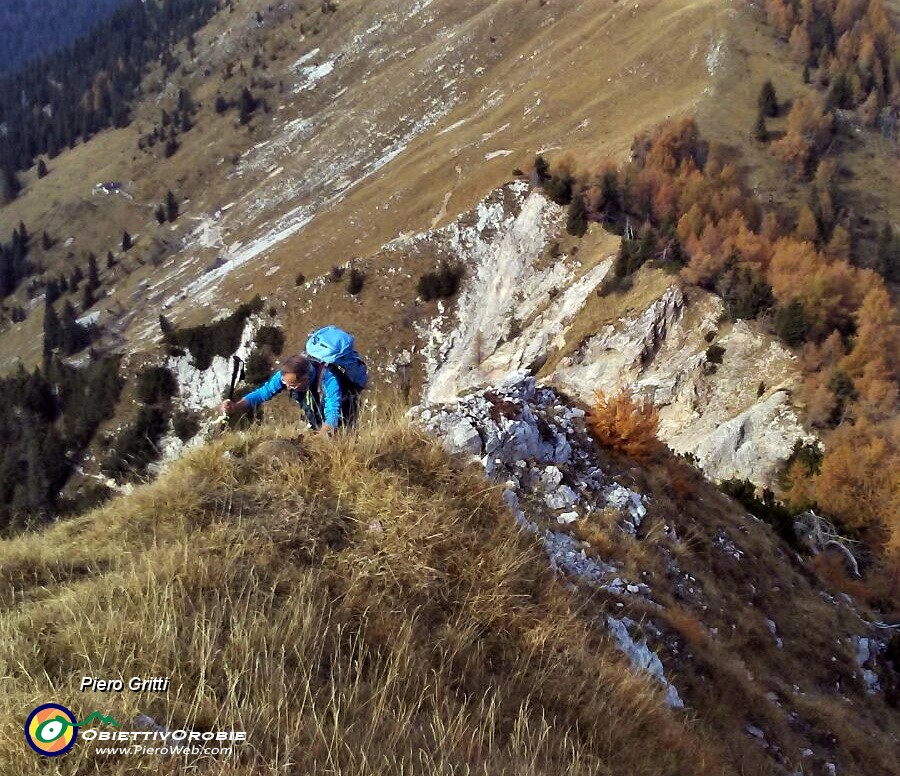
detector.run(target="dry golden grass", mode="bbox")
[812,552,900,621]
[0,397,897,774]
[0,401,736,775]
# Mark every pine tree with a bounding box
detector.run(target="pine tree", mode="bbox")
[159,314,175,344]
[166,190,179,222]
[81,284,94,311]
[239,88,257,125]
[122,230,132,252]
[599,168,620,215]
[70,265,83,291]
[543,173,574,206]
[533,155,549,184]
[42,298,61,359]
[155,205,166,224]
[775,299,809,346]
[177,88,194,114]
[87,253,100,291]
[754,110,768,142]
[827,72,852,110]
[214,94,229,114]
[41,231,53,251]
[60,300,88,355]
[106,251,115,269]
[164,136,179,158]
[566,193,588,237]
[23,426,51,518]
[37,159,49,178]
[877,224,899,282]
[758,80,778,117]
[1,166,20,203]
[44,278,60,304]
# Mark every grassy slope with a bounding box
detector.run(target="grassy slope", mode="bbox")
[0,404,897,774]
[1,406,733,776]
[249,0,731,364]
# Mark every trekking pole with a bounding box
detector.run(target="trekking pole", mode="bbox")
[218,355,244,425]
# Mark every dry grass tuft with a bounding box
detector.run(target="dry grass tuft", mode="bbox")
[660,606,711,652]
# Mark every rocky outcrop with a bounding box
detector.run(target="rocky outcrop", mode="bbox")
[414,182,610,403]
[158,316,262,469]
[553,288,814,486]
[166,317,260,412]
[411,185,814,487]
[553,284,698,406]
[411,372,683,709]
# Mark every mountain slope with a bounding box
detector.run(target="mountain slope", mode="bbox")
[0,8,896,764]
[0,410,727,775]
[0,0,127,74]
[0,393,896,774]
[0,0,736,366]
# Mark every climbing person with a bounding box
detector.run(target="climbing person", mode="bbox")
[219,325,368,434]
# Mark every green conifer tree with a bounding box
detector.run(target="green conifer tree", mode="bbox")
[758,80,778,117]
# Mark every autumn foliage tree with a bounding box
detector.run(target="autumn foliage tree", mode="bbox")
[789,24,812,65]
[814,419,899,552]
[587,391,660,462]
[765,0,796,39]
[771,94,834,177]
[838,286,900,420]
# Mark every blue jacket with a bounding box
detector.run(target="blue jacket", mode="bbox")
[243,366,344,428]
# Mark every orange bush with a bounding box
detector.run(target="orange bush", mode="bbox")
[587,391,660,462]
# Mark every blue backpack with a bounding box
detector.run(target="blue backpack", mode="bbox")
[305,326,368,391]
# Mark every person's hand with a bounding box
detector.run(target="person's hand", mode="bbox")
[219,399,233,415]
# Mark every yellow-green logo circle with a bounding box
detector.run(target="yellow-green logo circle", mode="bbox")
[24,703,78,757]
